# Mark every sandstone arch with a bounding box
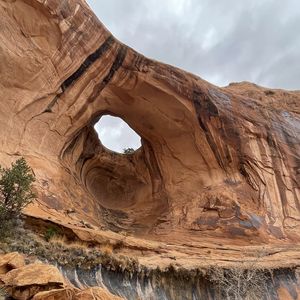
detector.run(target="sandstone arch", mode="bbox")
[0,0,299,245]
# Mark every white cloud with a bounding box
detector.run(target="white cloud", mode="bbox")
[87,0,300,90]
[94,116,141,153]
[87,1,300,148]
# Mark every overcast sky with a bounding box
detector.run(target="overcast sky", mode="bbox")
[95,116,141,153]
[88,0,300,152]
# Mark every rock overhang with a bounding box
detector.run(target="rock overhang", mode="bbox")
[0,0,299,245]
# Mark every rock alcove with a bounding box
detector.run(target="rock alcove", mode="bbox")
[1,1,300,298]
[0,0,299,242]
[60,110,169,233]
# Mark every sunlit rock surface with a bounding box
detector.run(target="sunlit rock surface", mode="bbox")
[0,253,123,300]
[0,0,300,299]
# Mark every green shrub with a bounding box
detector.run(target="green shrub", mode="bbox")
[0,158,36,238]
[123,148,135,154]
[44,226,59,242]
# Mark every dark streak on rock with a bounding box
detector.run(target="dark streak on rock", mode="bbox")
[193,89,226,170]
[62,36,115,90]
[44,36,115,113]
[101,45,127,87]
[280,126,300,207]
[73,45,128,121]
[266,132,289,215]
[44,94,61,113]
[142,139,164,195]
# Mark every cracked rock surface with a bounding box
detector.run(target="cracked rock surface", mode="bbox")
[0,1,300,297]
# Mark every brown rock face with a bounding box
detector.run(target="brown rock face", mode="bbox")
[0,252,25,275]
[0,253,123,300]
[0,0,300,270]
[0,263,65,299]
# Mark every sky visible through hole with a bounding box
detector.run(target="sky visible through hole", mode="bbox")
[89,0,300,152]
[94,116,141,153]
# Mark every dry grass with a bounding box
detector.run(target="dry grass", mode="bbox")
[0,287,7,300]
[68,239,92,250]
[0,227,137,271]
[208,249,269,300]
[209,266,268,300]
[48,234,115,255]
[48,234,68,245]
[97,243,114,255]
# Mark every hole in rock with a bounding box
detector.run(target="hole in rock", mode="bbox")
[94,115,141,154]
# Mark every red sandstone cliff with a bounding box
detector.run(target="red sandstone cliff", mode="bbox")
[0,1,300,299]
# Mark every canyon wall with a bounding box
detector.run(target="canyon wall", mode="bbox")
[1,0,299,241]
[0,0,300,299]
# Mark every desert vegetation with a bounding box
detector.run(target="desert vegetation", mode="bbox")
[209,266,268,300]
[0,287,7,300]
[0,159,285,300]
[208,249,269,300]
[0,158,36,239]
[122,147,135,154]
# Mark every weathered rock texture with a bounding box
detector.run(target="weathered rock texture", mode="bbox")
[0,0,300,297]
[0,252,25,275]
[0,253,123,300]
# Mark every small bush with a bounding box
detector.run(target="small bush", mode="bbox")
[264,90,275,96]
[0,158,36,238]
[209,249,269,300]
[209,266,268,300]
[123,148,135,154]
[0,286,8,300]
[44,226,60,242]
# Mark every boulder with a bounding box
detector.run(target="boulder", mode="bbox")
[32,288,76,300]
[1,263,65,300]
[0,252,25,275]
[33,287,124,300]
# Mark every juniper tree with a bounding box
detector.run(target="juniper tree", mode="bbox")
[0,158,36,236]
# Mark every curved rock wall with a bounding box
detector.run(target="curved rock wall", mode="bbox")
[0,0,300,248]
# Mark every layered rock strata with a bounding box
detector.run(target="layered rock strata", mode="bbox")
[0,252,123,300]
[0,1,300,299]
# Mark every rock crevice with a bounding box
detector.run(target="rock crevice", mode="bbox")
[0,0,299,251]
